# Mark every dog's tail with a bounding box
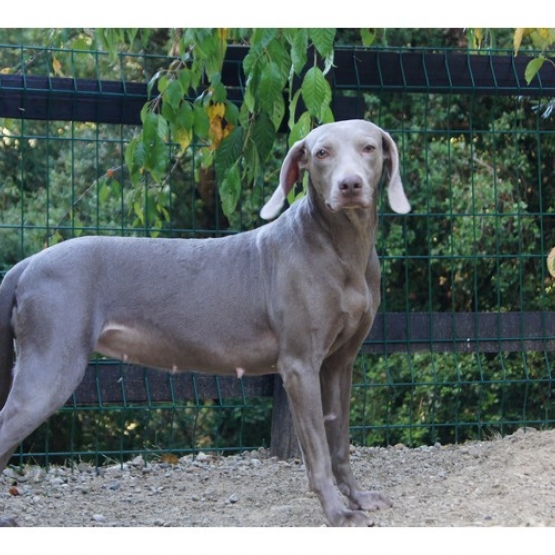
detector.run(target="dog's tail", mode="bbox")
[0,260,29,411]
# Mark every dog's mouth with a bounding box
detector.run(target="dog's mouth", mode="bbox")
[325,198,371,212]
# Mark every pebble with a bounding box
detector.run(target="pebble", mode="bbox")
[131,455,145,468]
[1,432,555,527]
[2,468,17,479]
[195,452,212,463]
[108,480,121,491]
[77,463,94,474]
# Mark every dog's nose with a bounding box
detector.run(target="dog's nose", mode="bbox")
[338,176,363,194]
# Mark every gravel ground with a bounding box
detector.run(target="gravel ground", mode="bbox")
[1,426,555,527]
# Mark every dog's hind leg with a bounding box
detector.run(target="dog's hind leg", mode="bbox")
[0,350,89,472]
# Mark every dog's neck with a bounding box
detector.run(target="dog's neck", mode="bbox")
[304,188,377,272]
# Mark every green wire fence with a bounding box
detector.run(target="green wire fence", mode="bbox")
[1,43,555,466]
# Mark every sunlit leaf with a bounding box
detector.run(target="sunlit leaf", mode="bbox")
[514,28,526,55]
[525,57,546,85]
[361,29,377,47]
[172,126,192,151]
[547,247,555,278]
[52,56,63,76]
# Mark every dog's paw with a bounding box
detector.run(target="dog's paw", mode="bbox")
[349,490,392,512]
[328,508,375,527]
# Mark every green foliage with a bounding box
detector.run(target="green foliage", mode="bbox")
[369,90,555,314]
[351,350,555,447]
[513,28,555,84]
[95,28,347,221]
[19,397,273,465]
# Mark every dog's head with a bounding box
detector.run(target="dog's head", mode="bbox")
[260,119,410,220]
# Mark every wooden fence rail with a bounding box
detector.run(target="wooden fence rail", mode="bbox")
[68,311,555,458]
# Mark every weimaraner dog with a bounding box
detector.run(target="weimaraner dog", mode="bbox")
[0,119,410,527]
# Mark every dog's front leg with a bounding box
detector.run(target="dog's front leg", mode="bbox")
[279,356,374,527]
[320,356,392,514]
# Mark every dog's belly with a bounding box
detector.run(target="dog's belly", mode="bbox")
[94,321,279,376]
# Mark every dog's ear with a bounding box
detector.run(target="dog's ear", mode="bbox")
[381,130,411,214]
[260,139,306,220]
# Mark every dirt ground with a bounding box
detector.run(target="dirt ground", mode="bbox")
[1,426,555,527]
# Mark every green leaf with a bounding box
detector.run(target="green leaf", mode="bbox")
[224,100,240,127]
[98,181,111,204]
[211,79,227,103]
[142,110,159,146]
[525,57,546,85]
[156,113,168,141]
[162,79,185,110]
[309,28,335,59]
[289,111,312,146]
[250,111,276,163]
[178,68,191,92]
[288,89,302,132]
[285,29,309,75]
[218,161,242,218]
[161,101,176,125]
[251,28,279,49]
[193,103,210,138]
[95,29,124,60]
[321,105,334,124]
[175,101,194,130]
[242,41,263,77]
[125,136,146,185]
[360,29,377,47]
[269,93,285,131]
[215,126,244,182]
[266,38,291,85]
[144,140,168,182]
[71,37,91,52]
[259,62,284,114]
[301,66,332,121]
[157,73,171,94]
[243,84,256,113]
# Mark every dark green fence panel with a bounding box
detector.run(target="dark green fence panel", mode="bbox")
[1,44,555,466]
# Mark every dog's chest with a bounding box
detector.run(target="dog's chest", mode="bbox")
[340,279,372,329]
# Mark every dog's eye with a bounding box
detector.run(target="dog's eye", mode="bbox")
[363,145,375,153]
[316,149,329,159]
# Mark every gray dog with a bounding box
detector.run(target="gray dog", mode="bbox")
[0,119,410,526]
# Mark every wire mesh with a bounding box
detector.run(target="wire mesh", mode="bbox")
[1,43,555,465]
